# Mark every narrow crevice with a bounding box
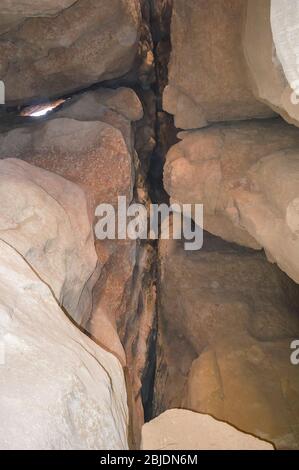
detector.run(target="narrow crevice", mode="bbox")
[147,0,176,205]
[139,0,176,423]
[141,311,158,422]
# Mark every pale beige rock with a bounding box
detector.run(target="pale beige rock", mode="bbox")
[0,1,77,33]
[0,158,98,324]
[0,89,155,447]
[271,0,299,88]
[164,120,299,283]
[154,235,299,449]
[142,409,274,450]
[0,239,128,450]
[0,92,144,364]
[163,0,273,130]
[0,105,116,272]
[232,150,299,284]
[1,0,76,17]
[243,0,299,128]
[0,118,134,337]
[58,88,144,124]
[0,0,141,103]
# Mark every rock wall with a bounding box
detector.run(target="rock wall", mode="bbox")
[154,235,299,449]
[156,2,299,449]
[163,0,274,130]
[0,1,156,448]
[164,119,299,282]
[0,159,128,450]
[0,0,161,450]
[0,0,141,104]
[0,87,157,447]
[1,0,299,452]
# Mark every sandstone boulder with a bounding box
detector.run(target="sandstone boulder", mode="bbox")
[164,119,299,283]
[0,158,98,324]
[0,239,128,450]
[0,2,78,33]
[142,409,274,450]
[154,235,299,449]
[243,0,299,128]
[58,87,144,124]
[163,0,273,130]
[0,0,141,103]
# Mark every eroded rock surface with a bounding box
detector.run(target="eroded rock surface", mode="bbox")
[164,119,299,283]
[0,239,128,450]
[243,0,299,128]
[0,158,98,324]
[0,90,138,352]
[163,0,273,129]
[154,235,299,449]
[0,88,156,447]
[0,0,141,103]
[142,409,274,450]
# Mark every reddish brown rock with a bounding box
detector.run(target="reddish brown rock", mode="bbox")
[154,234,299,449]
[164,119,299,282]
[0,88,155,448]
[163,0,274,130]
[0,0,141,103]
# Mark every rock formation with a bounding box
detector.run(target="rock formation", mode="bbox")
[243,0,299,128]
[1,0,299,453]
[0,160,128,450]
[0,88,156,447]
[0,0,141,103]
[0,158,98,324]
[142,409,274,450]
[163,0,274,130]
[154,235,299,449]
[164,119,299,283]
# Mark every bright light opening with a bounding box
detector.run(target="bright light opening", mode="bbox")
[20,99,66,118]
[30,106,55,117]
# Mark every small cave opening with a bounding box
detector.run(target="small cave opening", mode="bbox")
[21,101,65,118]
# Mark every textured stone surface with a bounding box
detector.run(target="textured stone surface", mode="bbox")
[271,0,299,88]
[142,409,274,450]
[0,117,133,217]
[164,119,299,282]
[0,88,155,447]
[1,0,76,17]
[163,0,273,130]
[0,158,98,324]
[0,92,137,360]
[0,1,77,33]
[0,0,141,103]
[243,0,299,128]
[58,87,144,124]
[0,238,128,450]
[0,94,133,333]
[154,235,299,449]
